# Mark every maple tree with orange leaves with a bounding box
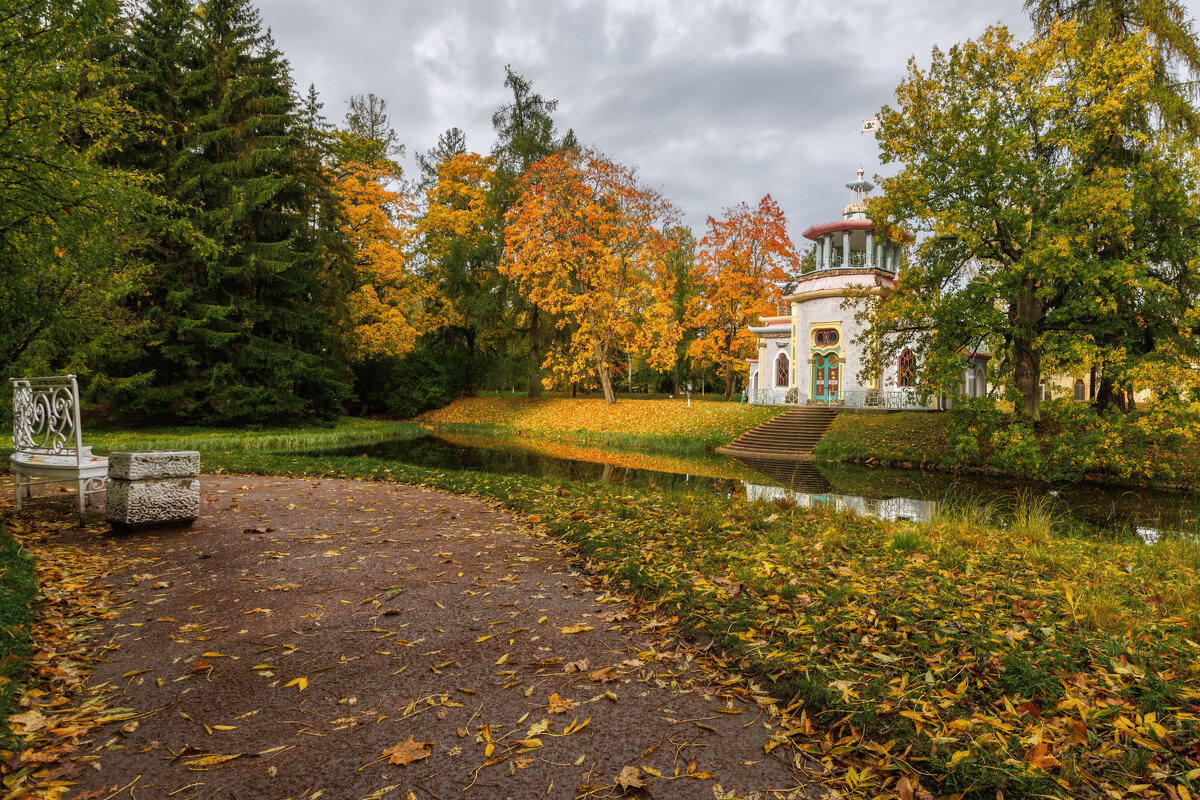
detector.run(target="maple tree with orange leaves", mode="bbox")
[688,195,798,400]
[502,148,680,405]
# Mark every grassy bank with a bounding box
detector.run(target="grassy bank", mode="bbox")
[417,397,784,452]
[4,417,1198,796]
[814,401,1200,488]
[0,527,37,750]
[84,417,424,456]
[813,411,954,467]
[181,442,1197,799]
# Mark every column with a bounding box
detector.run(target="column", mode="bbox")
[842,230,851,269]
[822,235,832,268]
[884,244,893,271]
[865,231,874,268]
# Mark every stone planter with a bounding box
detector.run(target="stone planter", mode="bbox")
[106,451,201,529]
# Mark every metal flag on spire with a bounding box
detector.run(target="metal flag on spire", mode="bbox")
[861,117,881,135]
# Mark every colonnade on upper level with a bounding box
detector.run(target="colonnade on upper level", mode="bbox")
[813,228,900,272]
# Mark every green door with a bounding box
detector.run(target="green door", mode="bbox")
[813,353,840,404]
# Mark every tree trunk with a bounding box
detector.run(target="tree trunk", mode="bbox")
[527,302,541,399]
[1096,373,1118,413]
[596,354,616,404]
[1011,280,1043,421]
[465,326,477,393]
[723,360,736,401]
[588,310,616,405]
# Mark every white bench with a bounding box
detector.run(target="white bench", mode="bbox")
[9,375,108,524]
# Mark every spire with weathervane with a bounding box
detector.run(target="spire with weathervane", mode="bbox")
[843,163,873,220]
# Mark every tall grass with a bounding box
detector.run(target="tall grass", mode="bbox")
[930,491,1057,542]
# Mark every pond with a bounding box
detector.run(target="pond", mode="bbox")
[311,430,1200,543]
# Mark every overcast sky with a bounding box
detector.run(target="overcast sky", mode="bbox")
[255,0,1198,242]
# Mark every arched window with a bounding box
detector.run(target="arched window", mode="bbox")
[898,349,916,388]
[1073,379,1086,402]
[775,352,790,388]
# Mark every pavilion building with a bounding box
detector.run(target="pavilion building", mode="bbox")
[746,167,988,408]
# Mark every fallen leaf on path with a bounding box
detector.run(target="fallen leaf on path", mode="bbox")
[384,736,433,765]
[183,753,242,767]
[547,693,575,714]
[615,765,645,790]
[9,710,47,733]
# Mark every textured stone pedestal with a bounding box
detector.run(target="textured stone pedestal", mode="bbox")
[106,451,201,529]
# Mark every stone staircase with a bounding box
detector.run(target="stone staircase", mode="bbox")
[716,406,840,461]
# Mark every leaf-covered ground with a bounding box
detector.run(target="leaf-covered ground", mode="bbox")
[196,451,1200,799]
[3,438,1199,799]
[418,397,785,451]
[0,477,812,800]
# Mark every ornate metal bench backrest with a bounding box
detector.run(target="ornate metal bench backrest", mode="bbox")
[11,375,87,465]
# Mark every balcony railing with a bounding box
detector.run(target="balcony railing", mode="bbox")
[747,386,931,410]
[747,388,807,406]
[837,388,931,410]
[807,251,899,273]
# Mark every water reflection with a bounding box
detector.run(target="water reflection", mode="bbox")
[308,432,1200,542]
[312,434,745,494]
[731,458,1200,543]
[737,460,938,524]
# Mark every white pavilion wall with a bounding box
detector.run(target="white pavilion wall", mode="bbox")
[792,295,875,401]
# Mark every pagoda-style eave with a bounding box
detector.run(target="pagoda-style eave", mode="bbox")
[801,218,874,242]
[802,219,915,243]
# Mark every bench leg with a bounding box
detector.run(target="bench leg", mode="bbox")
[77,477,87,525]
[12,473,19,513]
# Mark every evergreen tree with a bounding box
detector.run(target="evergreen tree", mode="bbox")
[416,126,467,191]
[104,0,350,423]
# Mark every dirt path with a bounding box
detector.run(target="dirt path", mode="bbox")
[37,476,814,800]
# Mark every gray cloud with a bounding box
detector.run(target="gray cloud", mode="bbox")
[257,0,1197,243]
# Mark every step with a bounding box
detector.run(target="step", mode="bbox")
[724,408,840,457]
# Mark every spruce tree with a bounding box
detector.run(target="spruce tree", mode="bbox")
[105,0,350,423]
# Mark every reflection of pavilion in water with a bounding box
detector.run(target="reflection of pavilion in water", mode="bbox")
[735,459,938,524]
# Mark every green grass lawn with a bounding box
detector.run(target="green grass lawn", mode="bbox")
[814,411,953,466]
[84,417,424,455]
[0,527,37,750]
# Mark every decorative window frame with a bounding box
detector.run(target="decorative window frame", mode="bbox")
[774,351,791,388]
[898,348,917,388]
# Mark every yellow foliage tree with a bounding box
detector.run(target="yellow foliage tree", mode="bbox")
[334,160,426,359]
[418,152,504,353]
[502,148,680,404]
